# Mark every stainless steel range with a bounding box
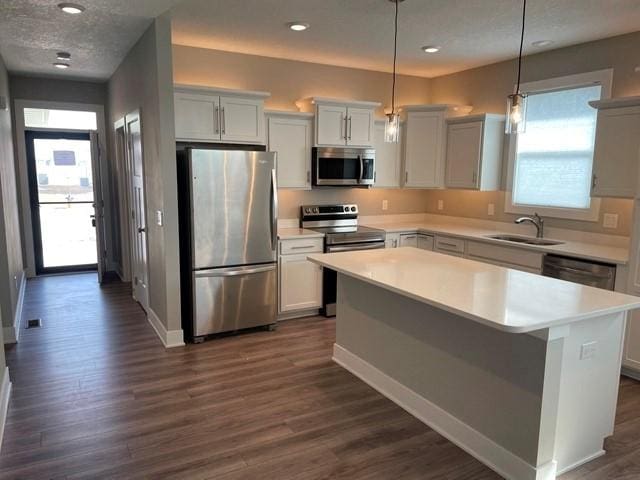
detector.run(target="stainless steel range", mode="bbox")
[301,204,385,316]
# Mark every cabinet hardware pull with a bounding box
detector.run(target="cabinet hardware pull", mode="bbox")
[291,245,315,250]
[307,170,311,184]
[221,107,226,134]
[348,116,352,140]
[438,242,458,248]
[343,114,348,140]
[214,106,220,134]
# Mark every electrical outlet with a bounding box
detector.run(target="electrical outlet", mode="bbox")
[487,203,495,216]
[156,210,164,227]
[437,200,444,211]
[382,200,388,211]
[603,213,618,229]
[580,341,598,360]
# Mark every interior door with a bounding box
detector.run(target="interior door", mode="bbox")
[89,131,106,283]
[25,130,99,275]
[126,112,149,312]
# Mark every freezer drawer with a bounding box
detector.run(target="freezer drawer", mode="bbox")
[194,264,277,336]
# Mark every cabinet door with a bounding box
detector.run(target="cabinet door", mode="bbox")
[268,116,312,189]
[219,96,265,144]
[399,233,418,247]
[316,105,347,146]
[385,233,400,248]
[591,106,640,198]
[623,309,640,372]
[347,107,374,147]
[417,234,434,251]
[404,111,445,188]
[174,92,220,141]
[373,122,401,187]
[279,254,323,312]
[445,121,483,189]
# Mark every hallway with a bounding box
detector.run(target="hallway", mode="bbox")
[0,274,638,479]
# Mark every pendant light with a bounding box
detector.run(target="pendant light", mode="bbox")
[506,0,528,134]
[384,0,403,143]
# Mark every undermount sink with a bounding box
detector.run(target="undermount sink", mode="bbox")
[486,234,565,246]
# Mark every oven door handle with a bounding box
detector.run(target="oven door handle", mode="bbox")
[326,242,385,253]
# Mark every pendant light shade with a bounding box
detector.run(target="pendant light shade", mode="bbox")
[385,0,402,143]
[384,112,400,143]
[506,0,528,134]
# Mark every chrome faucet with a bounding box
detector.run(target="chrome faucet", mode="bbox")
[515,213,544,238]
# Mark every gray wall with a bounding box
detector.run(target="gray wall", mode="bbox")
[107,15,180,332]
[0,54,25,333]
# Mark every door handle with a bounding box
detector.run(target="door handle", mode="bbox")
[592,174,598,189]
[271,169,278,250]
[90,214,96,227]
[138,227,146,233]
[195,264,276,278]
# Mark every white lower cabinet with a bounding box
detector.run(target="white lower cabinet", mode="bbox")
[417,234,434,251]
[278,238,323,314]
[623,310,640,375]
[466,241,543,273]
[399,233,418,247]
[386,233,400,248]
[434,235,466,257]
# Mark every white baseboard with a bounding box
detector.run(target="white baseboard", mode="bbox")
[333,344,557,480]
[3,272,26,344]
[621,366,640,382]
[147,308,185,348]
[277,308,321,322]
[0,366,12,453]
[556,449,605,476]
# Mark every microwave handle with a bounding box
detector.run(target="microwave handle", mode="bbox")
[358,155,364,183]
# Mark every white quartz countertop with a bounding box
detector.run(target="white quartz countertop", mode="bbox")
[277,228,324,240]
[364,221,629,265]
[307,247,640,333]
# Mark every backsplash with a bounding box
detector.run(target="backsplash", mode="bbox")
[422,190,633,237]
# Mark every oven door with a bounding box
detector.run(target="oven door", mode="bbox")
[313,149,361,186]
[323,241,385,316]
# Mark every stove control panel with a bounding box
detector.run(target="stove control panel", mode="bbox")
[301,204,358,217]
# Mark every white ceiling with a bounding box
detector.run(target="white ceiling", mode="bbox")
[0,0,183,80]
[171,0,640,78]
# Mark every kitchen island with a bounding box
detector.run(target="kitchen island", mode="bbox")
[307,247,640,480]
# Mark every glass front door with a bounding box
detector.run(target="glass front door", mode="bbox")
[26,130,98,274]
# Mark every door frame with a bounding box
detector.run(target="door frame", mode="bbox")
[14,99,110,278]
[25,129,98,275]
[113,118,132,282]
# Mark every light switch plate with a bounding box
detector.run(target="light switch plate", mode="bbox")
[382,200,388,211]
[603,213,618,229]
[437,200,444,211]
[487,203,495,216]
[156,210,163,227]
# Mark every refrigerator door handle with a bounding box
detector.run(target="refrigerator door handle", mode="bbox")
[271,168,278,251]
[195,264,276,278]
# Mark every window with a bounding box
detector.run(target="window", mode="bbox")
[24,108,97,130]
[506,70,612,221]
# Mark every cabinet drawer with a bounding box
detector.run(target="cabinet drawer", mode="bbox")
[467,241,543,270]
[434,235,465,255]
[279,238,323,255]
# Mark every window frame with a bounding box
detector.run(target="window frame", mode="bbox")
[505,69,613,221]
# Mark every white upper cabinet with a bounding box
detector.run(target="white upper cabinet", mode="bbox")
[445,114,505,191]
[267,111,314,189]
[347,107,375,147]
[589,97,640,198]
[174,91,220,141]
[305,98,380,147]
[316,104,348,146]
[174,85,269,144]
[403,104,473,188]
[373,120,402,188]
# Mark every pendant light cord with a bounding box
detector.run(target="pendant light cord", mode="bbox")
[516,0,526,93]
[391,0,398,115]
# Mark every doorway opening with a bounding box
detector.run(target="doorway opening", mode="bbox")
[25,129,99,275]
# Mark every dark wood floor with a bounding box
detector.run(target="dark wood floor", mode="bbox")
[1,273,639,479]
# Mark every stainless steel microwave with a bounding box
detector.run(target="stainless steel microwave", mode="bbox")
[312,147,375,187]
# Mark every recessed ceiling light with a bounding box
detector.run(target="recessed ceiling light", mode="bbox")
[56,51,71,61]
[53,62,70,69]
[422,46,441,53]
[57,3,85,14]
[532,40,553,47]
[288,22,309,31]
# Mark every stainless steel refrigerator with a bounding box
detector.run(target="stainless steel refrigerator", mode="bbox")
[178,147,278,341]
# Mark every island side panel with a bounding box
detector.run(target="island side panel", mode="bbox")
[334,274,552,475]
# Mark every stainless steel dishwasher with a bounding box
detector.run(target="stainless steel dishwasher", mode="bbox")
[542,254,616,290]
